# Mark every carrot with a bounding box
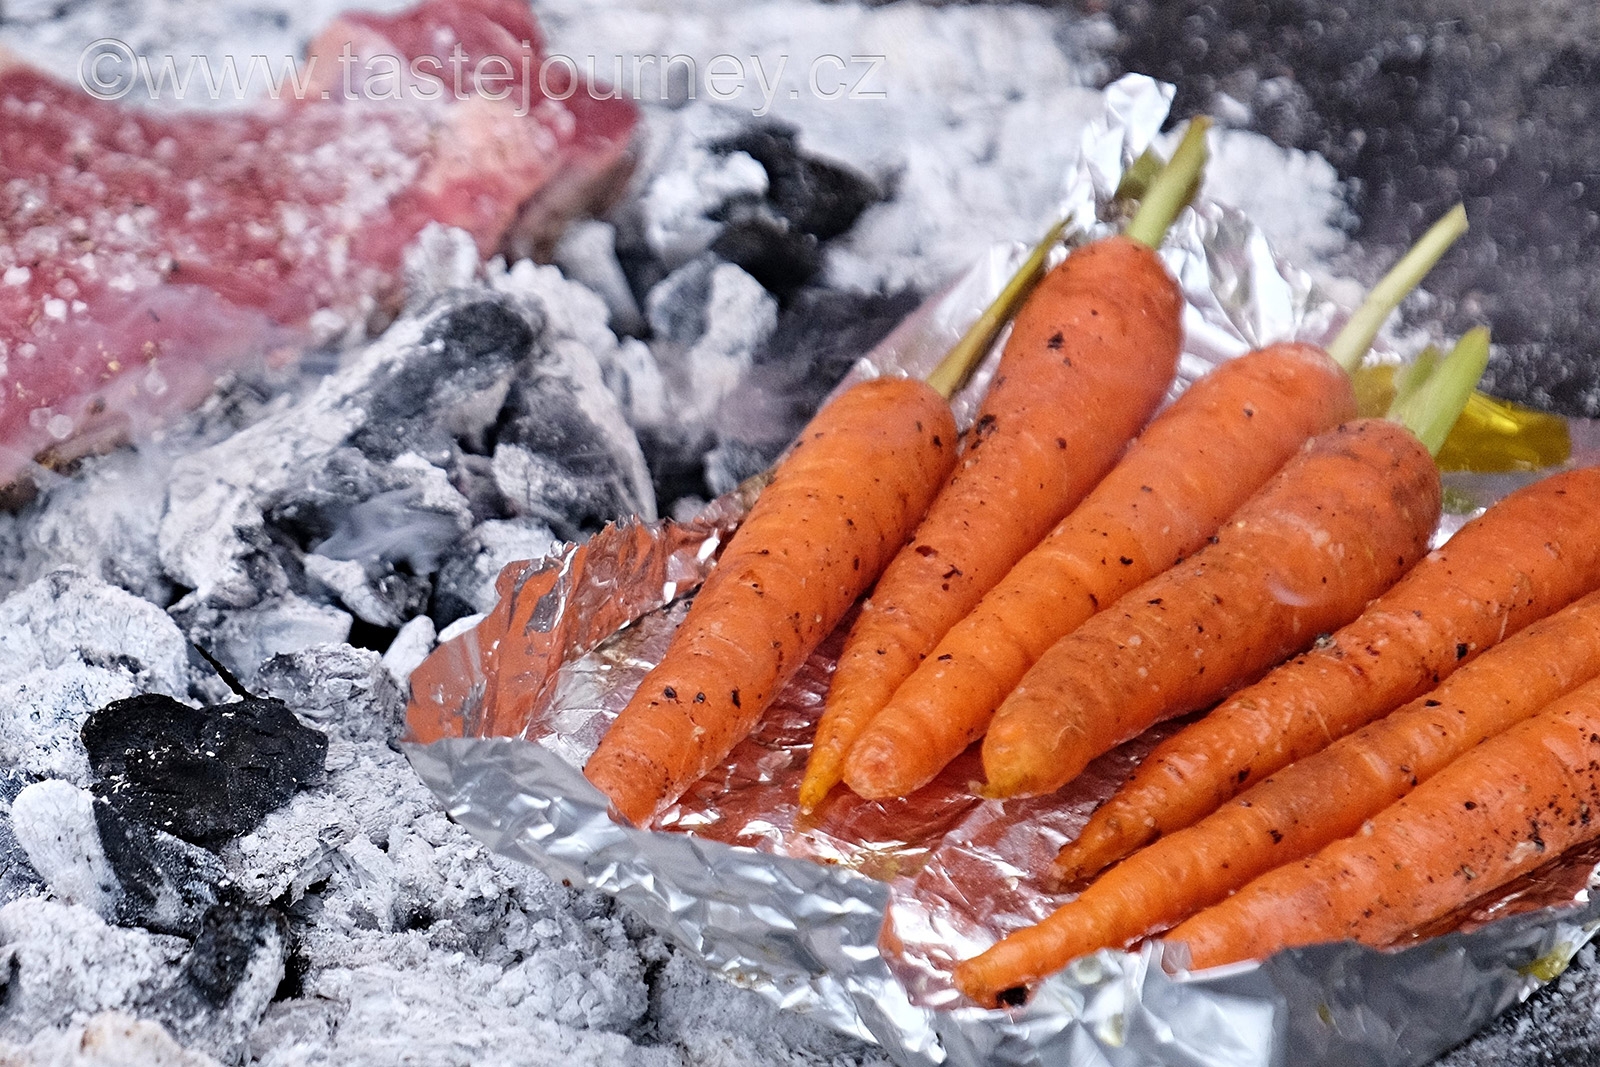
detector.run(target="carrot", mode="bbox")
[1171,672,1600,969]
[583,376,958,825]
[980,418,1442,799]
[580,215,1076,825]
[1056,443,1600,884]
[798,122,1209,813]
[838,343,1355,800]
[824,205,1467,806]
[951,577,1600,1008]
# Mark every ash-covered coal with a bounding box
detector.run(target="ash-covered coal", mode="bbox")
[705,124,881,300]
[81,694,327,848]
[1097,0,1600,415]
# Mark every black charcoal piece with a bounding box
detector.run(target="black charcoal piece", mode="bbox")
[711,123,879,240]
[81,694,327,847]
[350,298,535,460]
[94,800,225,938]
[710,211,823,299]
[151,896,290,1063]
[177,898,289,1009]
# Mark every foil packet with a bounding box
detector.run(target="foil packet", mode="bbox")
[405,74,1600,1067]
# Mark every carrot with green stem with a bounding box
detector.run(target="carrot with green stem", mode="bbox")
[582,218,1072,826]
[952,474,1600,1007]
[834,209,1468,803]
[1052,329,1600,882]
[1171,671,1600,969]
[978,413,1444,801]
[798,121,1209,813]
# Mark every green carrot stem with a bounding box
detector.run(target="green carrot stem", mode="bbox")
[1387,327,1492,455]
[1125,116,1212,249]
[1387,345,1440,414]
[1326,205,1469,373]
[926,216,1073,400]
[1114,145,1166,204]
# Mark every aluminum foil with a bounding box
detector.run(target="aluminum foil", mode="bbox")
[405,74,1600,1067]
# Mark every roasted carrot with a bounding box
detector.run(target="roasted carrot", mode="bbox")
[980,418,1442,799]
[823,206,1467,806]
[581,215,1077,825]
[1171,672,1600,969]
[838,344,1355,800]
[951,578,1600,1007]
[583,376,958,825]
[1056,447,1600,883]
[798,122,1209,812]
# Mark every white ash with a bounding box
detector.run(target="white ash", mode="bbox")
[0,1011,223,1067]
[0,570,220,784]
[378,616,436,690]
[9,781,118,919]
[0,898,188,1035]
[551,220,645,337]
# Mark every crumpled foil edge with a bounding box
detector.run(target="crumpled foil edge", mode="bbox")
[406,73,1600,1067]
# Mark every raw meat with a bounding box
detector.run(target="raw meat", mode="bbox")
[0,0,636,482]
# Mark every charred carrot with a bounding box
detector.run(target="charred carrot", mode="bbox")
[839,344,1355,800]
[1171,672,1600,968]
[799,122,1208,812]
[980,418,1442,799]
[952,576,1600,1007]
[583,377,958,825]
[1056,412,1600,883]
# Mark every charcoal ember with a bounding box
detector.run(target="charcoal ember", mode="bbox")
[93,803,226,940]
[710,210,823,300]
[157,293,527,606]
[0,770,44,908]
[152,900,287,1064]
[160,285,652,619]
[711,124,880,242]
[9,780,118,919]
[486,262,658,522]
[170,594,352,690]
[82,694,327,848]
[255,646,406,747]
[639,109,772,270]
[299,555,431,632]
[431,519,559,625]
[704,288,920,494]
[0,569,218,782]
[493,372,653,537]
[0,898,188,1037]
[0,0,637,483]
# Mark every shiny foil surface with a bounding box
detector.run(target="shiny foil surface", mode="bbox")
[405,75,1600,1067]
